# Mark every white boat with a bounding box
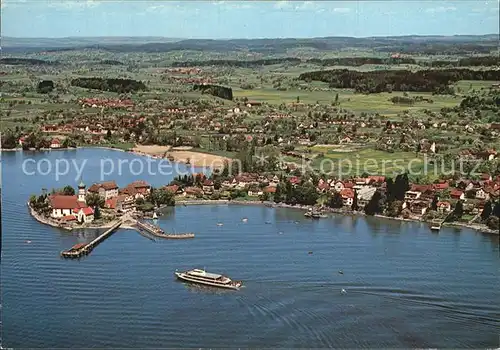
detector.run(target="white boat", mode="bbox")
[152,212,158,220]
[175,268,242,290]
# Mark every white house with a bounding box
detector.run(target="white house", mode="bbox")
[50,138,61,149]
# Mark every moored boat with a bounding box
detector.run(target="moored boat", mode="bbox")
[175,268,242,290]
[304,209,327,218]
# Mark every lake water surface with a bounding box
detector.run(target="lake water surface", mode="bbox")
[1,149,499,348]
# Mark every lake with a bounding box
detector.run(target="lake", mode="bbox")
[1,149,499,348]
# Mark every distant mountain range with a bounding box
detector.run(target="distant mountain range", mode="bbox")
[1,35,498,54]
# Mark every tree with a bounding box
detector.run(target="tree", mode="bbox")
[148,188,175,207]
[431,195,439,211]
[452,200,464,220]
[334,93,339,105]
[481,200,493,221]
[106,129,112,140]
[62,185,75,196]
[274,184,284,203]
[37,80,54,94]
[1,131,18,149]
[493,200,500,217]
[364,190,383,216]
[296,96,300,103]
[94,206,102,220]
[327,192,344,209]
[352,190,359,211]
[486,216,499,230]
[86,193,105,208]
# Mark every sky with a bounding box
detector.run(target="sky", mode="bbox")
[1,0,499,38]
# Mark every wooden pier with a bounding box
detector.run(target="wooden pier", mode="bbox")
[136,220,195,239]
[60,220,122,259]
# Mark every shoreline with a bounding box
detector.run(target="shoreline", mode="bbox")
[1,145,218,168]
[27,198,498,235]
[175,199,499,235]
[27,203,137,231]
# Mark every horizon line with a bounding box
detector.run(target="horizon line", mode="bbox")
[3,33,499,40]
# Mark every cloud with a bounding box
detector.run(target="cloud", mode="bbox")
[144,2,187,14]
[274,1,291,10]
[294,1,315,11]
[1,0,27,9]
[212,1,253,10]
[333,7,351,13]
[425,6,456,14]
[47,0,102,9]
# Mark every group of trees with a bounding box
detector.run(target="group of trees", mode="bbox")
[70,77,147,93]
[147,187,175,207]
[273,180,319,206]
[308,57,416,66]
[29,194,51,216]
[193,84,233,100]
[170,173,207,187]
[36,80,55,94]
[364,173,411,216]
[171,58,301,67]
[0,58,58,65]
[299,68,500,94]
[480,200,500,230]
[426,56,499,68]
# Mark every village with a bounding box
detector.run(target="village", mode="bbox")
[27,160,500,233]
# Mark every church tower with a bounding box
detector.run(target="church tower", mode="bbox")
[78,179,86,203]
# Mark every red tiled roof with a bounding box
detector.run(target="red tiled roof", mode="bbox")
[81,207,94,215]
[368,176,386,183]
[290,176,301,184]
[164,185,179,193]
[203,179,214,186]
[89,181,118,192]
[49,195,82,209]
[264,186,277,193]
[317,182,330,190]
[101,181,118,190]
[185,186,203,194]
[120,186,138,196]
[450,189,463,198]
[432,183,449,190]
[128,180,150,189]
[411,184,433,192]
[62,215,77,221]
[105,198,117,209]
[340,188,355,199]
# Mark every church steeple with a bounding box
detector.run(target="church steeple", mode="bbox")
[77,178,86,203]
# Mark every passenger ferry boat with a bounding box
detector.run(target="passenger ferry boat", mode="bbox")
[175,268,243,290]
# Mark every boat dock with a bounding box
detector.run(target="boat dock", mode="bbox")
[60,220,122,259]
[136,220,195,239]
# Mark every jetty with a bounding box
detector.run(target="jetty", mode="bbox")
[135,220,195,239]
[431,211,455,232]
[60,220,122,258]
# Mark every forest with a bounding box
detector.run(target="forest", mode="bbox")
[171,58,301,67]
[70,77,147,93]
[0,58,58,65]
[298,68,500,93]
[193,84,233,100]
